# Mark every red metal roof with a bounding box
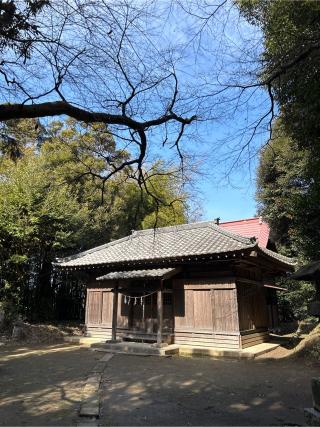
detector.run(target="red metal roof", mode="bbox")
[220,217,270,248]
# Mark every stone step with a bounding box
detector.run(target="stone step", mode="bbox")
[242,342,280,358]
[91,341,179,356]
[64,336,105,346]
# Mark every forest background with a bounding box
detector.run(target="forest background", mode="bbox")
[1,0,320,325]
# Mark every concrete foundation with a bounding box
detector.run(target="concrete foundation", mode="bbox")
[89,341,279,359]
[91,341,179,356]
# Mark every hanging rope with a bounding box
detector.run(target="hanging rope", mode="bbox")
[118,289,159,305]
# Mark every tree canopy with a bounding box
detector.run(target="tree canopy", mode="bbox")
[4,0,317,186]
[256,121,319,319]
[256,120,320,259]
[1,0,320,323]
[239,0,320,148]
[0,118,188,322]
[0,0,199,191]
[241,0,320,261]
[244,0,320,319]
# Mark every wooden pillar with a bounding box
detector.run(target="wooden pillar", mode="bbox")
[157,280,163,346]
[112,282,119,342]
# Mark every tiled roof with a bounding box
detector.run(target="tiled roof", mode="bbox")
[220,217,270,248]
[56,221,256,268]
[96,268,178,281]
[55,220,294,269]
[259,246,295,266]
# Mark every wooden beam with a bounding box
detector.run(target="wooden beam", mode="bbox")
[112,283,119,342]
[156,280,163,346]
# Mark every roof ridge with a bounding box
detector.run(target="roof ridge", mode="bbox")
[220,216,261,224]
[211,223,256,245]
[132,220,216,236]
[55,220,256,265]
[133,221,256,245]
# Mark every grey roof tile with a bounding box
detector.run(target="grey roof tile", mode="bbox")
[56,221,255,268]
[55,220,294,269]
[258,246,296,266]
[96,268,177,281]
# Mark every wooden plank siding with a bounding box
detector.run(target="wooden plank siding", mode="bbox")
[101,291,113,324]
[85,284,172,339]
[85,276,271,350]
[236,281,269,348]
[86,290,102,325]
[86,325,112,339]
[237,282,269,331]
[212,289,239,332]
[240,329,269,348]
[173,279,241,349]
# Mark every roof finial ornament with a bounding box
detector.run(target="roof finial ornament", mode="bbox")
[130,229,136,240]
[214,217,220,225]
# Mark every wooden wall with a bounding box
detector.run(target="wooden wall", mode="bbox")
[266,287,279,328]
[85,284,173,340]
[84,275,271,350]
[236,282,269,348]
[85,287,114,339]
[173,279,241,349]
[240,329,269,349]
[237,282,269,331]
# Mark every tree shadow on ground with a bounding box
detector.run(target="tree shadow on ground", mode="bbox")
[0,343,99,426]
[100,354,319,426]
[271,334,303,349]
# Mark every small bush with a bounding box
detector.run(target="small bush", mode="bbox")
[307,341,320,361]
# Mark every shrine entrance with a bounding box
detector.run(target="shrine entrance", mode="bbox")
[124,288,173,335]
[96,268,178,345]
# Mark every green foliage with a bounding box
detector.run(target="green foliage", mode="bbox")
[256,120,320,258]
[0,0,48,57]
[239,0,320,151]
[277,279,315,321]
[256,121,319,319]
[140,168,187,229]
[0,280,20,326]
[0,118,187,322]
[239,1,320,320]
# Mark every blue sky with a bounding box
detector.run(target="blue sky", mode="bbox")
[3,1,266,223]
[199,178,257,222]
[161,4,266,223]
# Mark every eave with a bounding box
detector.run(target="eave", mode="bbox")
[53,248,255,272]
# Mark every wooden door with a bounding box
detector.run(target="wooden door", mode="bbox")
[212,288,239,332]
[86,290,102,325]
[193,290,213,329]
[131,300,144,331]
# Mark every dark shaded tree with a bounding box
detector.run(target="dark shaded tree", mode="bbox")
[256,120,319,319]
[0,118,187,323]
[239,0,320,149]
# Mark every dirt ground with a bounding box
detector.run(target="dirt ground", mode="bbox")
[100,354,319,426]
[0,343,319,426]
[0,343,100,426]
